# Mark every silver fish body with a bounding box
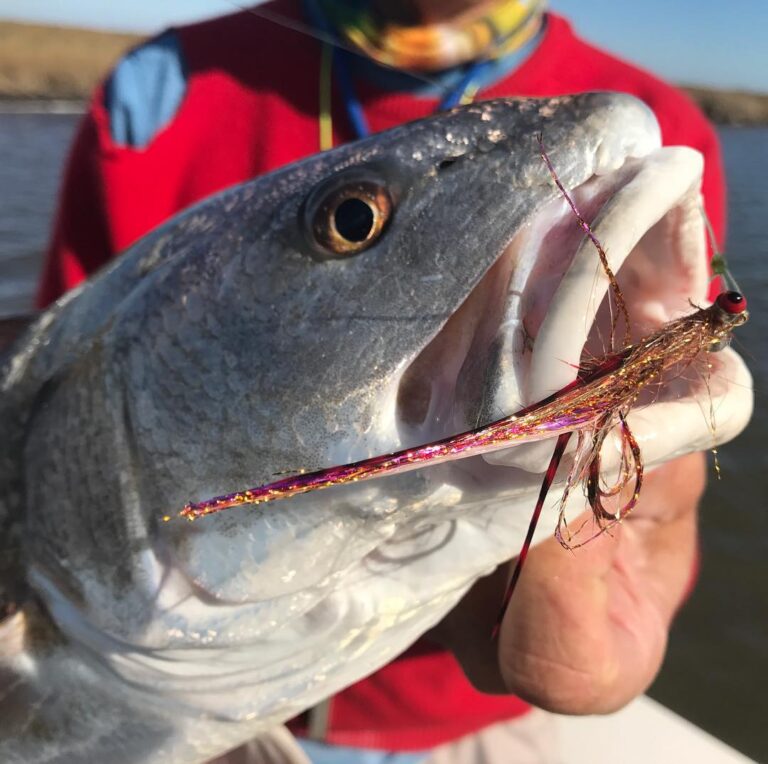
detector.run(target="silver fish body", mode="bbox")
[0,94,752,762]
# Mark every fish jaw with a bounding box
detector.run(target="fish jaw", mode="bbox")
[477,144,752,474]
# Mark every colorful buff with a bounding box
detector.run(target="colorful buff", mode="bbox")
[316,0,546,70]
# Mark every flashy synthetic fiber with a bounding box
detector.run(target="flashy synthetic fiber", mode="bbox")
[179,298,747,521]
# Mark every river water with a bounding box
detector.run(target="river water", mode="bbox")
[0,111,765,761]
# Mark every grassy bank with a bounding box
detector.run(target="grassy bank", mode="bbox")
[0,21,140,100]
[683,86,768,127]
[1,20,767,125]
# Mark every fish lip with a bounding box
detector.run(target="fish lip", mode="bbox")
[396,144,716,471]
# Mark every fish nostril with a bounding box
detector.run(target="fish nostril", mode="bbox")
[437,156,460,171]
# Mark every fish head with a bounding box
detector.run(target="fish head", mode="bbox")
[10,93,753,748]
[106,94,661,600]
[119,94,663,502]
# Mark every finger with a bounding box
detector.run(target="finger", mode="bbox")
[617,348,751,470]
[618,452,703,616]
[496,453,703,713]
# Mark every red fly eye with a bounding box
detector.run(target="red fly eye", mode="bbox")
[716,291,747,314]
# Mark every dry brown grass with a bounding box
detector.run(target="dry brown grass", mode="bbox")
[0,20,142,99]
[684,86,768,126]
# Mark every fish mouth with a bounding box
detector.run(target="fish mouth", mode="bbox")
[397,145,752,477]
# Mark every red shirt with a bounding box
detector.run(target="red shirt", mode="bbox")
[38,3,725,751]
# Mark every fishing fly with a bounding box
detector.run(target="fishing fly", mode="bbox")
[177,139,748,631]
[179,291,746,519]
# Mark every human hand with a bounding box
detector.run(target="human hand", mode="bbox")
[432,451,705,714]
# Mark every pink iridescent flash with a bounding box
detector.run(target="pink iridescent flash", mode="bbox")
[179,353,627,520]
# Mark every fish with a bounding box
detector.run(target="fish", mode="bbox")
[0,93,753,763]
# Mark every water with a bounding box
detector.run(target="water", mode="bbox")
[649,128,768,763]
[0,113,765,761]
[0,112,79,314]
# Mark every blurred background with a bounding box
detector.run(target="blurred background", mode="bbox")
[0,1,765,760]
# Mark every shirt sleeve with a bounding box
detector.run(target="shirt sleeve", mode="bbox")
[36,103,116,309]
[37,30,188,309]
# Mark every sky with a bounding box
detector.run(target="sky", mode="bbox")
[0,0,766,91]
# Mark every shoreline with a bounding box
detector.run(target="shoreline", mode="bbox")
[0,99,85,115]
[681,87,768,127]
[0,20,766,125]
[2,91,767,127]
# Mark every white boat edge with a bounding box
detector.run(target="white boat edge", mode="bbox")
[554,695,755,763]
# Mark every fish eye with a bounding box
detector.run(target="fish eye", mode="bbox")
[715,290,747,315]
[304,174,392,258]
